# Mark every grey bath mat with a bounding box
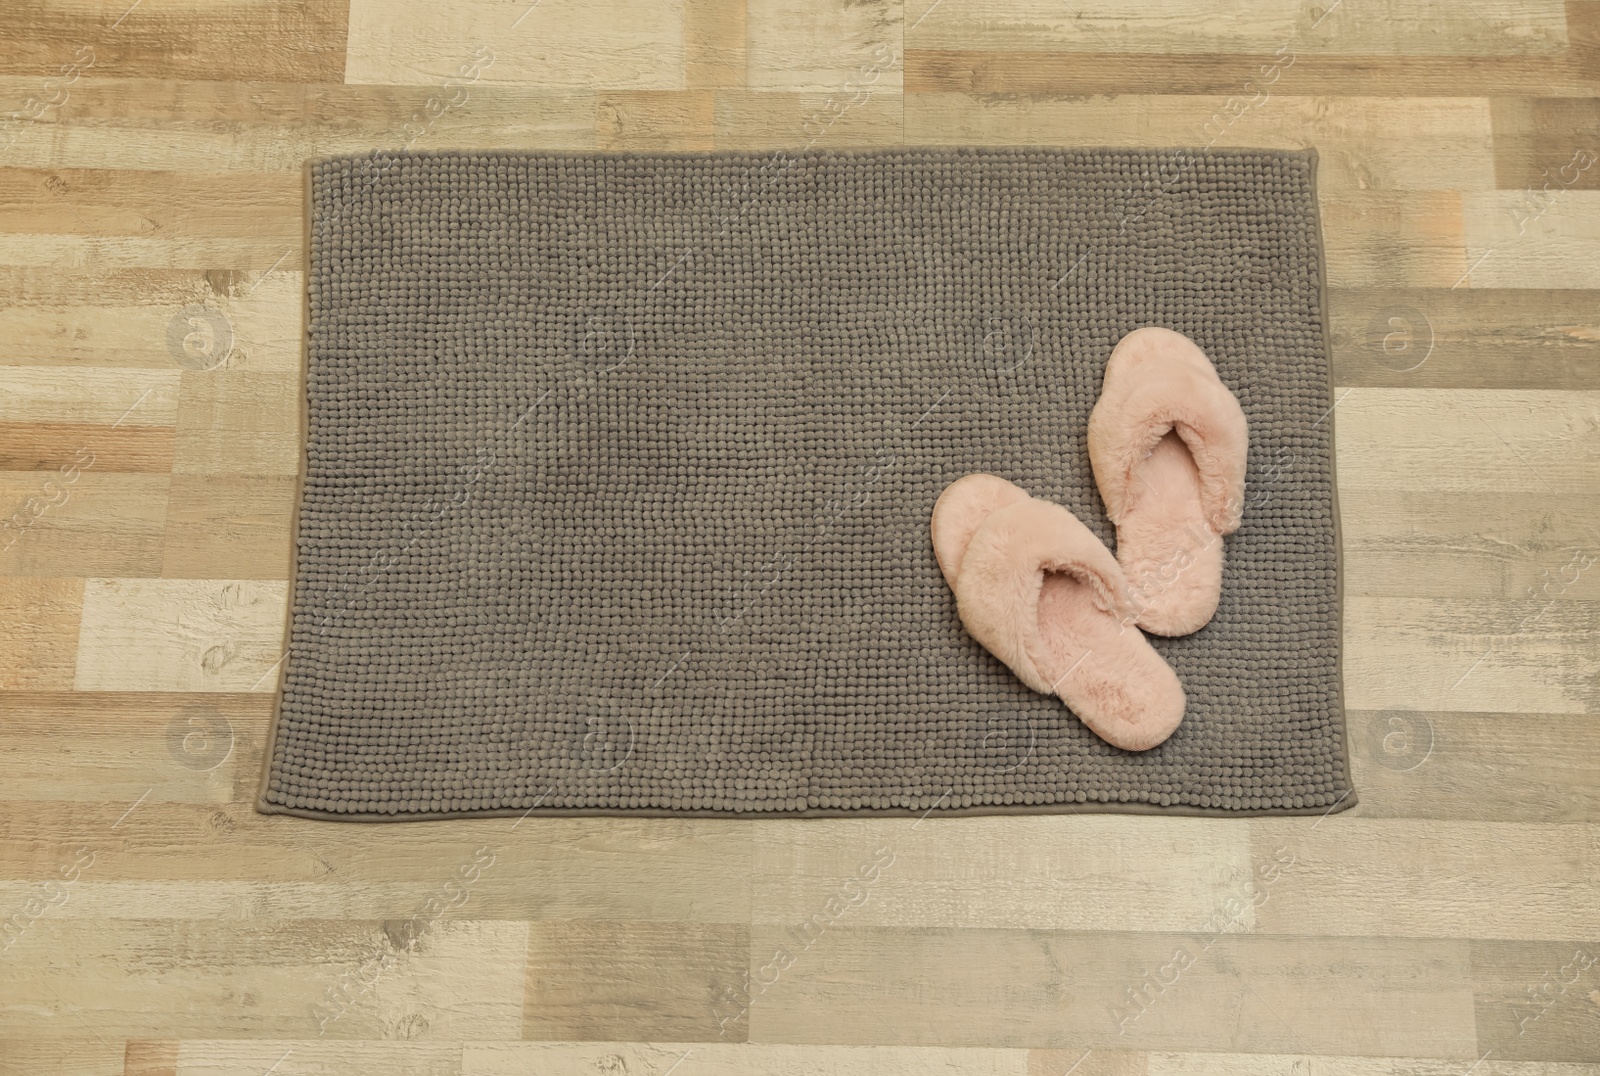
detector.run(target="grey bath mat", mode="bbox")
[258,146,1354,821]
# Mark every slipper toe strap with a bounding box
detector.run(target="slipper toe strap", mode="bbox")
[1089,335,1249,535]
[951,498,1135,695]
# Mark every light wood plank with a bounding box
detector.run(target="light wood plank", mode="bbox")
[0,919,526,1040]
[1471,939,1600,1063]
[1339,490,1600,600]
[0,803,753,924]
[1334,389,1600,493]
[0,82,599,173]
[0,423,174,471]
[0,0,349,83]
[344,0,684,90]
[0,235,301,272]
[0,267,299,374]
[749,817,1253,933]
[1158,1057,1600,1076]
[746,0,903,91]
[1328,288,1600,390]
[1344,595,1600,714]
[713,89,906,148]
[1491,97,1600,190]
[172,369,302,476]
[0,168,300,241]
[1248,820,1600,940]
[1462,190,1600,289]
[684,0,748,89]
[524,920,750,1041]
[0,1039,125,1076]
[597,90,717,151]
[744,925,1478,1055]
[177,1040,461,1075]
[160,475,295,580]
[1346,709,1600,822]
[0,285,302,372]
[1030,1052,1147,1076]
[1318,190,1467,288]
[904,50,1600,97]
[0,692,263,805]
[0,368,179,427]
[464,1041,1033,1074]
[904,94,1496,193]
[72,578,288,693]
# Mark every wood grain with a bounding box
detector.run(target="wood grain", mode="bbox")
[344,0,684,90]
[1345,709,1600,822]
[160,475,296,580]
[1339,490,1600,599]
[0,367,179,427]
[171,370,302,476]
[744,925,1479,1054]
[903,51,1600,97]
[902,0,1569,56]
[746,0,902,91]
[904,94,1497,193]
[1334,389,1600,492]
[684,0,747,89]
[0,472,168,577]
[1328,288,1600,390]
[1470,939,1600,1062]
[524,920,750,1041]
[1,0,1598,1070]
[748,817,1253,933]
[72,578,288,692]
[469,1041,1032,1073]
[0,423,174,472]
[0,0,349,83]
[1491,97,1600,190]
[0,918,526,1039]
[0,576,84,689]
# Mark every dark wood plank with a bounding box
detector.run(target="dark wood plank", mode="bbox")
[1329,288,1600,388]
[0,422,174,473]
[0,0,348,84]
[905,49,1599,97]
[0,577,83,689]
[525,920,751,1041]
[1346,709,1600,822]
[1471,938,1600,1062]
[123,1039,179,1076]
[0,168,300,241]
[1491,97,1600,190]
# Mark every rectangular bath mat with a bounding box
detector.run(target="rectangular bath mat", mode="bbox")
[259,146,1354,821]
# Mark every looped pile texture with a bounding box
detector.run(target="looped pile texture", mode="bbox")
[259,147,1354,821]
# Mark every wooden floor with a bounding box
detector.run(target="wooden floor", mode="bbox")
[2,0,1599,1073]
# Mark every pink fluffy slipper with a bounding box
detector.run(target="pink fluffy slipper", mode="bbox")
[1087,328,1249,636]
[931,474,1186,752]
